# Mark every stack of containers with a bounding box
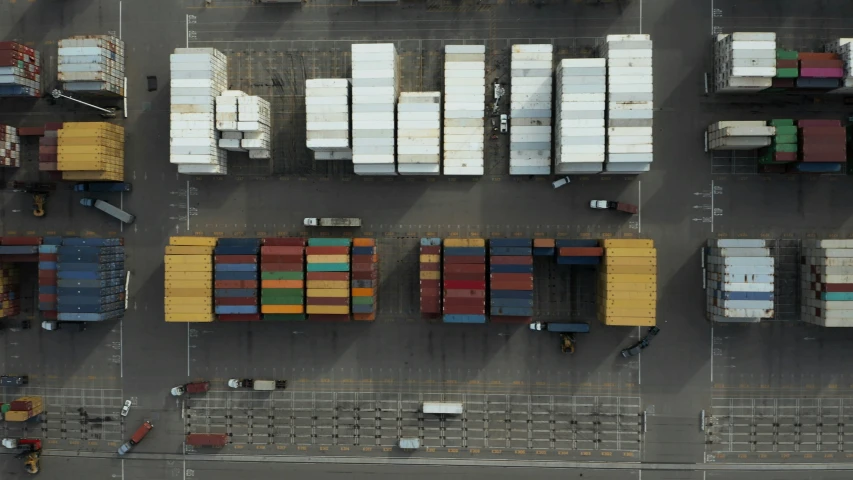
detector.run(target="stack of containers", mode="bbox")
[443,45,486,175]
[489,239,533,323]
[397,92,441,175]
[57,122,125,181]
[214,238,261,322]
[604,34,654,174]
[58,35,125,96]
[0,263,20,319]
[713,33,776,92]
[351,238,378,320]
[0,237,39,260]
[442,238,486,323]
[170,48,228,175]
[555,59,606,174]
[0,41,40,97]
[4,396,43,422]
[239,95,272,159]
[37,237,61,321]
[556,240,603,265]
[801,239,853,327]
[799,119,846,164]
[164,237,215,323]
[598,239,656,327]
[0,124,19,167]
[39,123,62,172]
[306,238,351,320]
[758,119,797,168]
[764,49,798,92]
[306,79,352,160]
[705,239,774,323]
[831,39,853,94]
[533,238,555,256]
[351,43,398,175]
[509,45,553,175]
[215,90,243,145]
[797,52,843,90]
[56,237,125,322]
[260,238,306,321]
[420,238,441,318]
[706,121,774,151]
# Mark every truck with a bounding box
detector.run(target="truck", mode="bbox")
[303,217,361,227]
[528,322,590,333]
[589,200,638,214]
[80,198,135,224]
[0,375,28,387]
[4,397,44,422]
[118,421,153,455]
[171,381,211,396]
[1,438,42,474]
[73,182,132,193]
[227,379,287,391]
[186,433,228,448]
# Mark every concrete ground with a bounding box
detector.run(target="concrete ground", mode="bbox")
[3,0,853,478]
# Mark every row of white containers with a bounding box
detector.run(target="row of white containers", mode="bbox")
[306,79,352,160]
[443,45,486,176]
[510,45,552,175]
[713,32,777,92]
[169,48,229,175]
[351,43,398,175]
[801,240,853,327]
[58,35,125,97]
[826,38,853,94]
[215,91,272,159]
[705,239,775,323]
[397,92,441,175]
[555,58,605,174]
[603,34,653,174]
[706,121,773,150]
[0,124,20,168]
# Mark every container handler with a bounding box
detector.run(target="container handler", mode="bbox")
[2,438,42,474]
[227,379,287,391]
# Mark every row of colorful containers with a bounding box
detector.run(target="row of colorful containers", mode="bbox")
[489,238,533,322]
[443,238,487,324]
[214,238,260,321]
[165,237,215,322]
[419,238,441,318]
[306,238,351,320]
[801,239,853,327]
[0,41,41,97]
[261,237,306,321]
[0,124,20,167]
[597,239,657,327]
[38,123,63,173]
[759,119,847,173]
[767,50,846,91]
[38,239,59,320]
[55,237,125,321]
[351,238,378,321]
[0,263,19,318]
[57,122,125,181]
[556,239,603,265]
[3,396,43,422]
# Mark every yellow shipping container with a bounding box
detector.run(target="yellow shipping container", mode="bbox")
[306,289,349,298]
[306,280,349,289]
[603,274,656,283]
[604,256,656,266]
[164,297,210,305]
[419,254,440,263]
[165,264,212,273]
[306,305,350,314]
[598,281,656,292]
[306,255,350,263]
[165,288,212,297]
[602,239,654,248]
[61,171,124,181]
[600,315,656,327]
[603,299,656,309]
[62,122,123,133]
[443,238,485,247]
[166,305,213,314]
[165,280,211,289]
[58,137,123,147]
[164,255,211,264]
[599,290,656,300]
[170,236,217,246]
[165,313,215,322]
[602,265,656,275]
[420,271,440,280]
[261,305,304,314]
[598,306,656,317]
[4,411,34,422]
[166,272,212,281]
[165,246,214,255]
[604,248,656,257]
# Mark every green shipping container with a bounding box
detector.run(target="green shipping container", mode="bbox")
[263,314,307,321]
[775,126,798,135]
[262,296,303,305]
[769,119,794,127]
[307,263,350,272]
[261,271,304,280]
[308,238,352,247]
[776,49,798,60]
[774,134,798,144]
[352,296,375,305]
[775,68,798,78]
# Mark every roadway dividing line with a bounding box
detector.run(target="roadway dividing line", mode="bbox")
[186,180,190,231]
[638,0,642,34]
[119,1,122,39]
[120,192,124,233]
[710,180,715,233]
[710,325,714,382]
[637,180,642,233]
[637,326,642,385]
[185,15,190,48]
[120,317,124,378]
[710,0,715,35]
[187,323,191,376]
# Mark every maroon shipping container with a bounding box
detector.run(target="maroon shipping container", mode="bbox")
[351,255,377,264]
[489,273,533,282]
[444,256,485,264]
[219,314,262,322]
[351,263,377,272]
[215,255,257,264]
[797,119,841,127]
[443,289,486,298]
[306,272,350,281]
[215,297,257,306]
[262,246,304,255]
[773,152,798,162]
[812,282,853,292]
[443,264,485,274]
[420,263,440,271]
[261,263,303,272]
[443,273,486,282]
[775,59,798,68]
[420,246,441,255]
[309,314,350,322]
[305,246,350,255]
[442,306,486,315]
[16,126,45,136]
[490,281,534,291]
[215,280,257,289]
[186,433,228,447]
[42,310,57,319]
[4,254,38,262]
[419,280,440,289]
[800,59,843,68]
[38,294,56,303]
[38,270,57,279]
[39,253,58,261]
[38,146,57,154]
[420,287,441,296]
[800,127,846,137]
[489,256,533,265]
[558,247,604,257]
[307,297,350,306]
[263,238,306,247]
[1,236,41,245]
[10,400,32,411]
[443,298,486,307]
[351,271,378,280]
[444,280,486,290]
[263,255,304,264]
[490,315,533,324]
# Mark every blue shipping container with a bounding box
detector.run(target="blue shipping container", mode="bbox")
[38,262,57,270]
[713,291,773,301]
[555,239,599,247]
[214,289,257,297]
[214,246,260,255]
[443,247,486,256]
[420,238,441,246]
[352,304,374,314]
[58,312,123,321]
[490,298,534,308]
[443,314,487,324]
[215,306,259,314]
[352,247,376,255]
[489,265,533,274]
[61,238,121,247]
[217,238,261,246]
[58,287,123,297]
[490,306,534,316]
[58,295,121,305]
[790,162,842,173]
[489,247,533,256]
[0,246,38,254]
[556,257,601,265]
[214,264,258,272]
[41,237,63,246]
[213,271,257,281]
[795,77,840,88]
[533,247,555,256]
[351,280,374,288]
[58,262,124,272]
[38,302,56,311]
[58,278,123,288]
[489,239,532,248]
[39,244,59,253]
[490,290,534,300]
[821,292,853,301]
[57,302,123,313]
[39,286,58,294]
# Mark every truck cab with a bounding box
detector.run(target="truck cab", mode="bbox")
[0,375,28,387]
[171,381,211,396]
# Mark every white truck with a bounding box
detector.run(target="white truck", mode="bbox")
[227,378,287,391]
[303,217,361,227]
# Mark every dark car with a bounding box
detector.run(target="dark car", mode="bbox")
[620,327,660,358]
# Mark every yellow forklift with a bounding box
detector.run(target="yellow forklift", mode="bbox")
[10,181,54,217]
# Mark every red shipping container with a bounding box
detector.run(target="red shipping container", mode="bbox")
[420,263,440,271]
[814,282,853,292]
[4,254,38,262]
[0,51,26,61]
[443,298,486,307]
[38,270,57,279]
[263,238,306,247]
[444,256,485,264]
[490,273,533,282]
[798,52,838,60]
[490,281,534,290]
[420,246,441,254]
[1,236,41,245]
[215,280,258,289]
[38,146,57,154]
[444,289,485,298]
[442,306,486,315]
[443,273,486,282]
[775,59,798,68]
[305,246,350,255]
[774,152,798,162]
[444,280,486,290]
[419,280,440,289]
[444,264,485,273]
[38,294,56,303]
[351,255,378,264]
[420,287,441,296]
[309,314,350,322]
[306,272,350,281]
[262,246,304,255]
[351,271,378,280]
[263,255,304,264]
[559,247,603,257]
[800,59,843,69]
[351,263,377,272]
[215,255,257,264]
[307,297,349,306]
[490,315,533,324]
[215,297,257,306]
[10,400,32,410]
[800,127,846,137]
[45,123,63,130]
[421,306,440,314]
[16,126,45,136]
[39,253,58,261]
[42,310,57,319]
[261,263,303,272]
[219,314,262,322]
[489,256,533,265]
[797,119,842,127]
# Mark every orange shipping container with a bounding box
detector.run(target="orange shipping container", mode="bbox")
[261,305,304,314]
[353,238,375,247]
[352,288,374,297]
